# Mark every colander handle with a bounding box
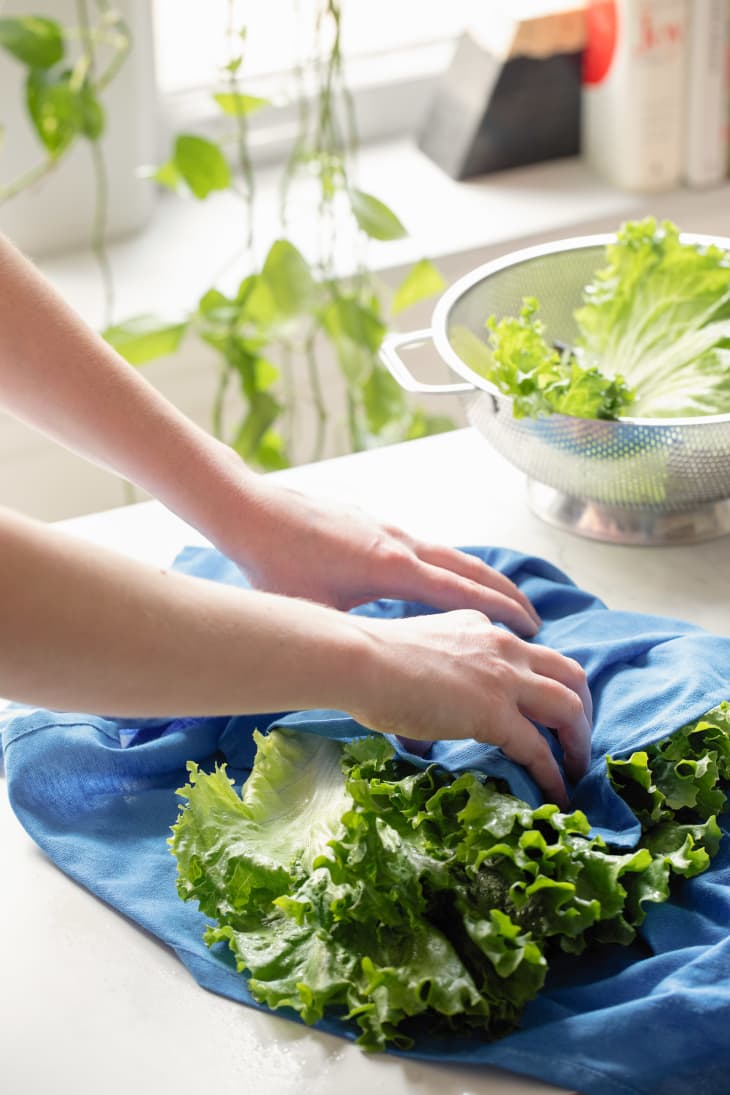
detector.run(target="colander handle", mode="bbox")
[379,329,474,395]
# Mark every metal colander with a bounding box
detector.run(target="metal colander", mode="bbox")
[380,233,730,545]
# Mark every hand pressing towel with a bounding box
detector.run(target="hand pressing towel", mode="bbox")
[2,545,729,1095]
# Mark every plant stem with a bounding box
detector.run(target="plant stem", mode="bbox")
[305,333,328,463]
[95,6,131,94]
[212,360,234,441]
[77,0,115,328]
[279,0,313,227]
[346,388,362,452]
[65,20,131,91]
[280,341,296,454]
[0,156,60,203]
[225,0,255,248]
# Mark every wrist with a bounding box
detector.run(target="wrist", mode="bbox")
[157,436,265,557]
[236,594,384,718]
[331,615,394,731]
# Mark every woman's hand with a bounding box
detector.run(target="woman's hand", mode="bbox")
[348,609,593,808]
[224,484,542,637]
[227,485,592,804]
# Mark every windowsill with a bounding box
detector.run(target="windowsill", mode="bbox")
[35,140,730,330]
[159,41,455,163]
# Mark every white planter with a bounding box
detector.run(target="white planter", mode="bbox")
[0,0,157,257]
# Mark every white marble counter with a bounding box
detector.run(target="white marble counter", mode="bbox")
[2,427,728,1095]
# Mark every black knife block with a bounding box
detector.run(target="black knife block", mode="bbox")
[418,7,585,180]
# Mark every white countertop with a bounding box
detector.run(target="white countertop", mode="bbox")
[2,427,729,1095]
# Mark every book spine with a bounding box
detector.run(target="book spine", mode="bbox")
[726,0,730,175]
[582,0,689,192]
[684,0,729,187]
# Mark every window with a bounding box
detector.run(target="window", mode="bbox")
[152,1,472,155]
[153,1,472,92]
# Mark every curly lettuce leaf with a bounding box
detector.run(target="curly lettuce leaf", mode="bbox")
[170,702,730,1050]
[456,218,730,421]
[452,299,634,420]
[606,702,730,828]
[170,729,350,925]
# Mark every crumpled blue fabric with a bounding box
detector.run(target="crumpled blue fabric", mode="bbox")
[2,544,730,1095]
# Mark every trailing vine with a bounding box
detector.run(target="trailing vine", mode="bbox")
[106,0,453,469]
[1,3,453,471]
[0,5,130,327]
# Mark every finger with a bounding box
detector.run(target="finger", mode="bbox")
[528,645,593,725]
[482,712,569,809]
[518,675,592,783]
[395,558,540,637]
[415,543,541,628]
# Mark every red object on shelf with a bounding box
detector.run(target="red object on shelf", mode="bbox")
[582,0,617,85]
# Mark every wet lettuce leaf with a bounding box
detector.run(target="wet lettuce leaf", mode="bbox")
[458,218,730,420]
[170,701,730,1050]
[452,299,634,421]
[575,219,730,418]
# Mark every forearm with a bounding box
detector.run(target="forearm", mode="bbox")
[0,508,592,803]
[0,507,371,718]
[0,236,547,641]
[0,234,258,550]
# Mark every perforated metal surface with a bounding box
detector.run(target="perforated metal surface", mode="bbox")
[433,236,730,514]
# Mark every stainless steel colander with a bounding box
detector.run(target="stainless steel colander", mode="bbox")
[380,233,730,545]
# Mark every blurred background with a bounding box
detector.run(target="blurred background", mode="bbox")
[1,0,729,520]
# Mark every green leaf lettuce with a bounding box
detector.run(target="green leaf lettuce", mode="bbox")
[170,702,730,1050]
[455,218,730,421]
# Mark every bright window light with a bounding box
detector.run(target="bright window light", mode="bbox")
[153,1,472,93]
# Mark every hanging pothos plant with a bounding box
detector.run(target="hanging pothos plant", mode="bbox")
[1,2,454,470]
[0,3,129,324]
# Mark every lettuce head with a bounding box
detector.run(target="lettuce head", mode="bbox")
[575,218,730,418]
[170,703,730,1050]
[456,218,730,421]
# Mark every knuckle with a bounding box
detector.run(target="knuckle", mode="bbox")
[382,522,403,538]
[561,686,585,721]
[373,537,410,570]
[564,655,587,683]
[485,659,512,695]
[460,554,483,577]
[490,627,520,655]
[531,734,554,765]
[542,729,560,757]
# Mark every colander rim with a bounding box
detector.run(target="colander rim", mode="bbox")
[431,230,730,429]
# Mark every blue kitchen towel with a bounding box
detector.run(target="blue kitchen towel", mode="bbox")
[3,544,730,1095]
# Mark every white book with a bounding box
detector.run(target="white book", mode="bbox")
[684,0,729,187]
[727,0,730,176]
[582,0,689,193]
